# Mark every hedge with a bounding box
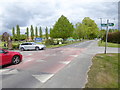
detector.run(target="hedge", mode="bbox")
[103,31,120,44]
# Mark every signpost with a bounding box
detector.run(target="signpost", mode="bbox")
[108,23,114,26]
[101,24,107,27]
[101,20,114,54]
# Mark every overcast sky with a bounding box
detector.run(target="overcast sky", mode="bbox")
[0,0,119,35]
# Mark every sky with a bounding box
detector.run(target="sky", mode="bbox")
[0,0,119,35]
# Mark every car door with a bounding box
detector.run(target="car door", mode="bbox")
[0,50,3,65]
[23,43,30,49]
[0,50,11,65]
[31,43,36,49]
[28,43,33,49]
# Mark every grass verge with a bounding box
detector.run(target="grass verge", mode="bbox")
[0,40,87,49]
[85,53,119,88]
[98,41,120,48]
[46,40,86,48]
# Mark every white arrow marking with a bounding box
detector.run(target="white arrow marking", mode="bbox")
[32,74,54,83]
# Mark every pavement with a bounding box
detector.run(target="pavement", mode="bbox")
[39,40,119,88]
[0,40,119,88]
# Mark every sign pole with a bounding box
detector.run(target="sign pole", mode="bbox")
[104,19,109,54]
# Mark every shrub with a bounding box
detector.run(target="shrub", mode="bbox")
[12,44,20,49]
[45,39,54,45]
[103,31,120,44]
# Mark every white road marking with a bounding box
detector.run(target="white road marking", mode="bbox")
[1,69,19,75]
[60,51,64,53]
[28,54,32,55]
[44,54,50,56]
[0,69,10,74]
[44,54,56,56]
[70,55,78,57]
[23,59,33,63]
[59,61,71,65]
[32,74,54,83]
[36,59,46,62]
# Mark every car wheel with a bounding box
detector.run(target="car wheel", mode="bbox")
[20,47,24,51]
[12,55,21,65]
[42,47,46,50]
[35,47,39,51]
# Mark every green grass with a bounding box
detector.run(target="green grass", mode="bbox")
[85,53,119,88]
[0,41,24,49]
[46,40,87,48]
[0,40,86,49]
[98,40,120,48]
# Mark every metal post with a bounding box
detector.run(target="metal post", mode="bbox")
[104,19,109,54]
[100,18,102,30]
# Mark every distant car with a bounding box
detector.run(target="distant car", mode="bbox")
[19,42,46,51]
[0,48,22,66]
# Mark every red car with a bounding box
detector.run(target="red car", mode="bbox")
[0,48,22,66]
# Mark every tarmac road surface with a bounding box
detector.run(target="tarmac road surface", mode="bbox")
[0,40,118,88]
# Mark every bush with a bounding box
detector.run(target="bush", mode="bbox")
[103,31,120,44]
[62,40,69,44]
[12,44,20,49]
[45,39,54,45]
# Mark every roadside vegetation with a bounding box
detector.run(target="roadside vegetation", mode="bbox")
[0,15,119,50]
[1,15,100,50]
[85,53,119,88]
[98,41,120,48]
[98,29,120,48]
[0,40,87,49]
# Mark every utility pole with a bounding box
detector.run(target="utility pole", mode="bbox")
[104,19,109,54]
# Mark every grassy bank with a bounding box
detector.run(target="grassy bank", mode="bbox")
[85,53,119,88]
[98,41,120,48]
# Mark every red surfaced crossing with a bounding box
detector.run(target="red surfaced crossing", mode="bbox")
[7,48,86,74]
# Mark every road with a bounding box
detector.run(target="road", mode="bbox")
[0,40,118,88]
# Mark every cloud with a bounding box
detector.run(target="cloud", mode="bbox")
[0,0,119,35]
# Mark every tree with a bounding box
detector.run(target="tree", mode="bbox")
[30,25,34,40]
[50,15,74,40]
[26,27,29,40]
[35,26,38,38]
[99,29,106,38]
[2,32,12,49]
[12,27,15,37]
[39,26,42,38]
[73,23,88,39]
[20,34,27,40]
[82,17,99,39]
[45,27,49,40]
[16,25,20,40]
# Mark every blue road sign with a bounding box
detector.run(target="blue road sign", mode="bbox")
[34,38,42,42]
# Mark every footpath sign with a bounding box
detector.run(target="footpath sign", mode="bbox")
[34,38,42,42]
[101,24,107,27]
[108,23,114,26]
[101,23,114,27]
